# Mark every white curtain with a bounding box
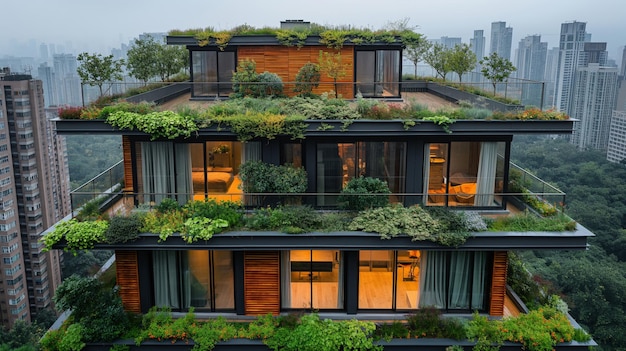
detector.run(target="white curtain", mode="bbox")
[243,141,262,163]
[471,252,487,310]
[141,142,192,205]
[280,251,291,307]
[448,252,471,309]
[153,251,180,308]
[418,251,446,308]
[474,142,498,206]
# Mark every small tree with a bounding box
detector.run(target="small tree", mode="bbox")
[423,43,452,81]
[76,52,124,98]
[127,35,161,85]
[318,50,348,98]
[448,43,477,83]
[156,45,188,81]
[480,52,516,95]
[293,62,321,97]
[403,34,431,78]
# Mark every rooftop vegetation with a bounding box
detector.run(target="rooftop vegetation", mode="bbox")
[41,274,591,351]
[168,23,425,50]
[57,96,569,141]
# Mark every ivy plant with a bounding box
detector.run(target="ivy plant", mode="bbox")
[106,110,198,140]
[182,217,229,243]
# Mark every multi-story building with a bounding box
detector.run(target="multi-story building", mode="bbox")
[544,47,560,108]
[489,21,513,61]
[48,30,596,349]
[554,21,588,114]
[515,35,547,107]
[470,29,486,78]
[36,63,57,107]
[607,110,626,163]
[52,54,81,106]
[0,71,71,328]
[570,63,618,150]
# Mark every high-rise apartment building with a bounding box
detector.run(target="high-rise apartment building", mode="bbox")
[607,110,626,163]
[470,30,486,80]
[515,35,547,107]
[0,71,71,328]
[554,21,588,114]
[570,63,618,150]
[490,21,513,60]
[52,54,81,106]
[36,63,57,107]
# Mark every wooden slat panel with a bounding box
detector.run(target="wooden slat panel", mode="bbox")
[122,136,133,191]
[489,251,508,316]
[244,251,280,316]
[115,250,141,313]
[237,45,354,98]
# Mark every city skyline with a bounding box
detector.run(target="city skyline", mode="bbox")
[1,0,625,61]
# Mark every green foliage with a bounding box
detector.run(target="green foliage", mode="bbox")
[319,30,349,49]
[97,101,157,119]
[318,50,348,98]
[506,252,549,309]
[375,320,409,341]
[276,29,311,48]
[231,59,284,98]
[57,323,85,351]
[239,161,307,193]
[423,115,455,133]
[106,110,198,140]
[189,316,238,350]
[447,43,477,82]
[140,210,185,242]
[480,52,516,95]
[183,199,242,227]
[265,313,381,351]
[338,176,391,211]
[403,33,430,78]
[42,219,109,255]
[136,307,195,345]
[75,197,105,221]
[423,43,452,81]
[54,275,129,342]
[347,204,471,246]
[488,213,576,232]
[211,110,306,141]
[406,308,466,339]
[293,62,321,96]
[256,72,285,97]
[77,52,124,97]
[104,215,141,244]
[182,217,229,243]
[126,35,162,84]
[155,197,181,213]
[243,205,338,233]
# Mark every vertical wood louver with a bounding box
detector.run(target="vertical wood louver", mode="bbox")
[489,251,508,316]
[244,251,280,315]
[115,250,141,313]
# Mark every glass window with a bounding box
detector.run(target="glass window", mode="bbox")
[189,141,242,203]
[355,50,400,97]
[425,142,504,207]
[282,250,343,310]
[359,250,393,309]
[191,51,235,97]
[316,142,406,206]
[152,251,234,311]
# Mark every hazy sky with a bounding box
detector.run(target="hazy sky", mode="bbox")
[2,0,625,60]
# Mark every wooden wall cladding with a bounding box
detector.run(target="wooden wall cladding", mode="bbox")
[115,250,141,313]
[489,251,508,316]
[244,251,280,316]
[237,46,354,98]
[122,136,133,191]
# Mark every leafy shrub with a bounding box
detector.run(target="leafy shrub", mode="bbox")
[488,213,576,232]
[244,205,323,233]
[407,308,466,339]
[239,161,307,193]
[293,62,321,97]
[155,197,181,214]
[212,111,306,141]
[182,217,229,243]
[57,106,84,119]
[105,215,142,244]
[338,176,391,211]
[256,72,284,97]
[42,219,109,255]
[98,101,156,119]
[106,110,198,140]
[140,210,185,242]
[183,199,242,227]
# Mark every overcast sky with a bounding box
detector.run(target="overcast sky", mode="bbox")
[2,0,625,61]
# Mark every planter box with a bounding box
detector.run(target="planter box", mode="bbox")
[426,82,524,113]
[82,337,596,351]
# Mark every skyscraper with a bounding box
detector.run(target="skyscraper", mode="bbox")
[490,21,513,60]
[515,35,547,107]
[470,30,486,80]
[0,71,71,328]
[52,54,81,106]
[554,21,588,114]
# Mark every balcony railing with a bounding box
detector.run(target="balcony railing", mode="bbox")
[70,160,124,212]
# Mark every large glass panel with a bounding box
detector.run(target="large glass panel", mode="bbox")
[448,142,479,207]
[356,51,376,97]
[189,141,242,203]
[359,250,393,309]
[282,143,302,168]
[396,250,421,309]
[317,142,405,206]
[286,250,342,310]
[192,51,217,96]
[425,143,449,206]
[152,251,234,311]
[217,52,235,96]
[378,50,400,96]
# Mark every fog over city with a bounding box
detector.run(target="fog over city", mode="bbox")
[1,0,625,61]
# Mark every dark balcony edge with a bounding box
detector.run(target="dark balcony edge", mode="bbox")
[83,337,596,351]
[53,119,575,137]
[166,34,403,47]
[52,223,593,251]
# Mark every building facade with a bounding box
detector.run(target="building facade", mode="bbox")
[489,21,513,61]
[607,110,626,163]
[515,35,547,107]
[554,21,588,114]
[0,72,71,328]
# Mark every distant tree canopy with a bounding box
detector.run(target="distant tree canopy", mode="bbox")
[76,52,124,97]
[126,35,188,85]
[65,135,122,190]
[511,136,626,350]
